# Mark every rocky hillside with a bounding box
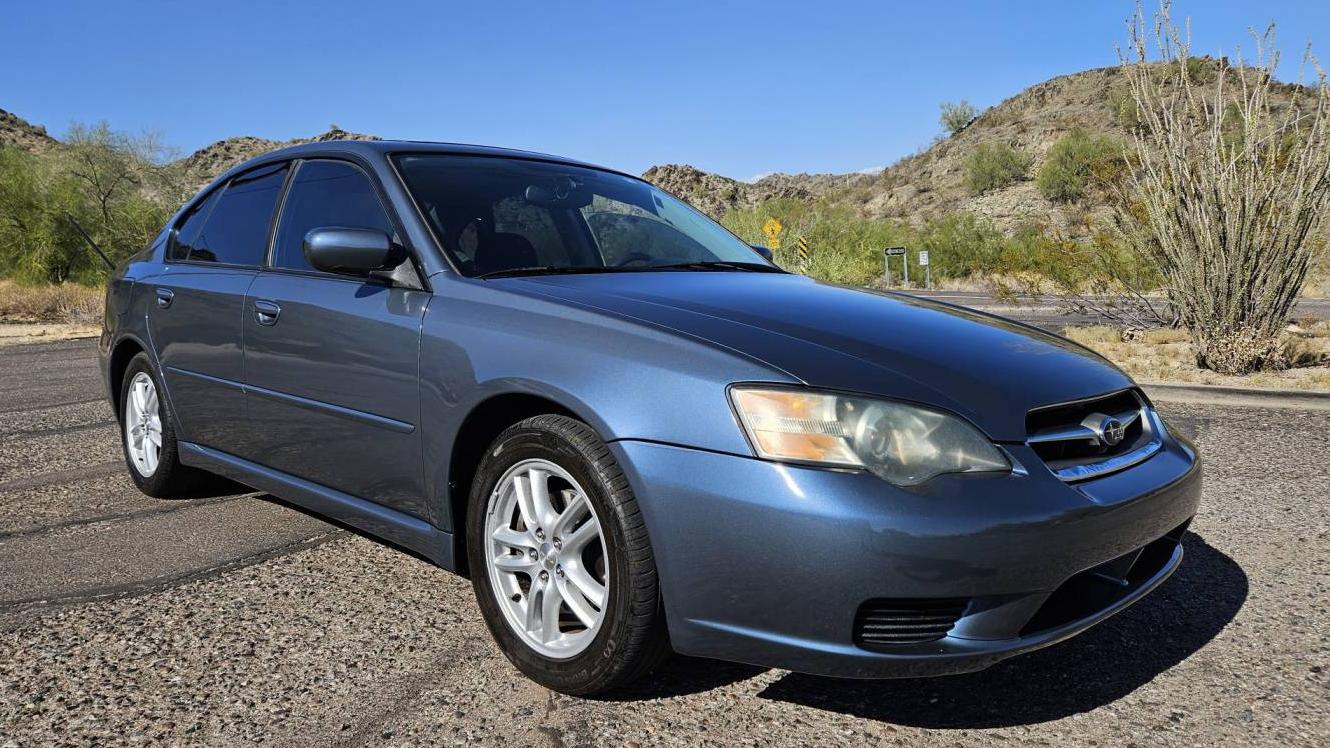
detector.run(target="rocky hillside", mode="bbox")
[176,126,379,188]
[641,67,1145,233]
[0,111,377,190]
[0,108,58,153]
[644,62,1312,237]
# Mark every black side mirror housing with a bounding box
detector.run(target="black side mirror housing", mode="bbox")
[303,228,405,276]
[750,244,774,262]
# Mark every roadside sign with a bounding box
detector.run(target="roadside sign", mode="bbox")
[762,217,783,249]
[918,251,930,266]
[884,246,908,286]
[796,236,810,262]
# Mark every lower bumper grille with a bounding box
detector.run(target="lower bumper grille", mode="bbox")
[853,598,968,649]
[1020,519,1191,636]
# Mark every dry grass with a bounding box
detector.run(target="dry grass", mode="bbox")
[0,321,101,346]
[0,280,104,324]
[1065,322,1330,391]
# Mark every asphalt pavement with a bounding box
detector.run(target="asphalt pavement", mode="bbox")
[1,337,1326,746]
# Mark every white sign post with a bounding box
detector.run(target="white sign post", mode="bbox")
[918,250,931,289]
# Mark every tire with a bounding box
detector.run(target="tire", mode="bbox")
[467,414,670,695]
[118,352,210,498]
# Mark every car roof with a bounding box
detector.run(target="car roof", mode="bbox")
[220,139,634,181]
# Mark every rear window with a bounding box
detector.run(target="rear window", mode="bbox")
[186,163,288,265]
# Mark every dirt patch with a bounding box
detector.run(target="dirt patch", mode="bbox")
[0,322,100,346]
[1065,323,1330,391]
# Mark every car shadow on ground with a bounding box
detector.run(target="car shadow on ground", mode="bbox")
[754,533,1246,728]
[254,493,1244,725]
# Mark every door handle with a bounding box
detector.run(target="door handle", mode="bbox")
[155,288,174,309]
[254,299,281,326]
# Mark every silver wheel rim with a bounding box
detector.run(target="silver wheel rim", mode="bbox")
[124,372,163,477]
[484,458,610,659]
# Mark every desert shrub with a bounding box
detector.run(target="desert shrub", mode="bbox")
[0,124,182,285]
[939,100,979,135]
[1111,86,1144,131]
[721,202,1121,286]
[1037,128,1126,202]
[915,213,1008,277]
[1117,1,1330,373]
[964,142,1032,194]
[723,199,913,286]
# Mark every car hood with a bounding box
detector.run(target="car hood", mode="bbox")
[502,272,1133,441]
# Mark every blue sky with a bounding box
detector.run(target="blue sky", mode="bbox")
[3,1,1326,179]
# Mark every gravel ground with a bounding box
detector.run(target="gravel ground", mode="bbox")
[0,338,1326,746]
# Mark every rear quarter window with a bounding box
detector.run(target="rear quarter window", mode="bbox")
[167,188,222,261]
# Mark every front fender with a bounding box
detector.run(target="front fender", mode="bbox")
[417,278,792,529]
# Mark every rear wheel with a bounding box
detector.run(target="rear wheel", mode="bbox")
[118,353,209,498]
[467,414,669,695]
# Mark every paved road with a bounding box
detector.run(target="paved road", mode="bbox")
[1,338,1327,746]
[897,289,1330,330]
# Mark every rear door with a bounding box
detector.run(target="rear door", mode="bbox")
[147,162,289,454]
[239,159,430,518]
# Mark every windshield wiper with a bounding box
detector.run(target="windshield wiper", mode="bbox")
[476,265,626,279]
[476,260,786,279]
[644,261,785,273]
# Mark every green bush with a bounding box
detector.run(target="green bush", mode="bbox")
[964,142,1032,195]
[939,100,979,135]
[0,123,182,285]
[1036,128,1125,203]
[723,199,914,287]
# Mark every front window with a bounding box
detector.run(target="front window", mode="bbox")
[393,155,777,277]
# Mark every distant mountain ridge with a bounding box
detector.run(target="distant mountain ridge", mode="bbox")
[3,61,1312,236]
[175,126,380,186]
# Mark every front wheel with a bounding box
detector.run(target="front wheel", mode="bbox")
[467,415,669,695]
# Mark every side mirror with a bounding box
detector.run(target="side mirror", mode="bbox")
[750,244,774,262]
[303,228,405,276]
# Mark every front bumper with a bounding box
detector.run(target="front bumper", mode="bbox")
[610,434,1201,678]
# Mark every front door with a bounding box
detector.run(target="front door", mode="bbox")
[238,159,430,517]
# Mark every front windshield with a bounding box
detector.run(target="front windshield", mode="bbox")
[393,154,776,277]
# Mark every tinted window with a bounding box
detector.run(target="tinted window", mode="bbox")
[189,163,288,265]
[168,188,222,261]
[273,160,393,271]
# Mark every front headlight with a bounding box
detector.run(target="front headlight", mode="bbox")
[730,386,1010,486]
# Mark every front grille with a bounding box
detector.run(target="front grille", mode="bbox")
[1026,389,1160,481]
[853,598,968,649]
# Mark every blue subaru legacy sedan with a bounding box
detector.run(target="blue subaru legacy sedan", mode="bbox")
[100,140,1201,695]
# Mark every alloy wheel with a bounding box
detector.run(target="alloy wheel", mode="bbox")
[124,371,163,477]
[484,458,610,659]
